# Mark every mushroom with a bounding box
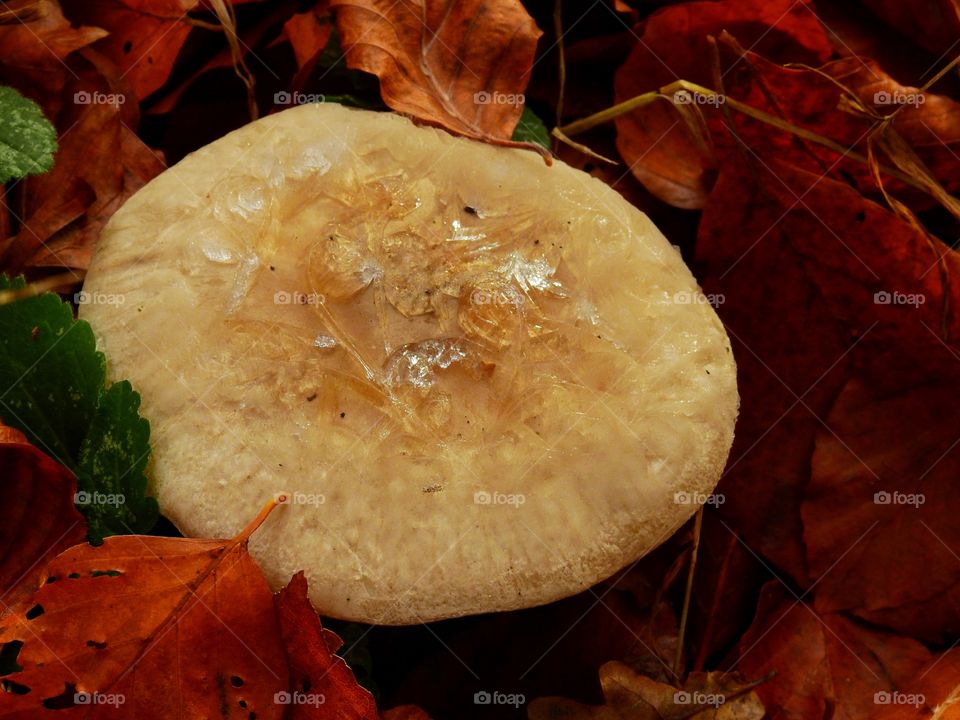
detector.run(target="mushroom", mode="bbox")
[79,103,738,624]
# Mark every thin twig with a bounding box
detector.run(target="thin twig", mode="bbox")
[674,508,703,679]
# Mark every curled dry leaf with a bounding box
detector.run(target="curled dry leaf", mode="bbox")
[0,423,87,613]
[330,0,543,149]
[738,583,932,720]
[0,503,376,719]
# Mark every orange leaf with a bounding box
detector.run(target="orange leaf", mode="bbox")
[0,424,87,613]
[0,503,292,718]
[275,572,378,719]
[283,2,333,70]
[330,0,543,147]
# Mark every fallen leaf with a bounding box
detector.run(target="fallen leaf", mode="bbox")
[698,155,960,588]
[330,0,543,148]
[737,582,931,720]
[380,707,432,720]
[284,2,332,70]
[859,0,960,57]
[63,0,199,101]
[0,504,288,718]
[803,376,960,644]
[528,661,766,720]
[612,0,833,208]
[276,571,378,719]
[0,423,87,613]
[873,649,960,719]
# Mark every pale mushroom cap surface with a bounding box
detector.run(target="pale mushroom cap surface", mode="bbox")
[79,103,738,624]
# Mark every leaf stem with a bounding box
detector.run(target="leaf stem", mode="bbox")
[674,508,703,678]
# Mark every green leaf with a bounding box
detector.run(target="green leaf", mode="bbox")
[512,106,551,149]
[0,86,57,184]
[0,275,158,541]
[77,381,158,543]
[0,275,105,466]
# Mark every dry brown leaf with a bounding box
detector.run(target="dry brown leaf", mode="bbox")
[330,0,544,150]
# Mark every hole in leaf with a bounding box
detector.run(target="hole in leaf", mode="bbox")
[67,573,81,579]
[41,683,77,709]
[239,699,247,708]
[25,604,44,620]
[45,576,57,584]
[856,210,866,222]
[90,570,122,578]
[2,679,31,695]
[230,676,244,688]
[0,641,24,675]
[122,40,133,53]
[86,640,107,650]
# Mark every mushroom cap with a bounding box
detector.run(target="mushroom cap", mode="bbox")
[79,103,738,624]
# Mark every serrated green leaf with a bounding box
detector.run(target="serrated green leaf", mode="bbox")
[512,106,551,149]
[0,275,105,465]
[0,86,57,184]
[77,381,158,543]
[0,274,158,541]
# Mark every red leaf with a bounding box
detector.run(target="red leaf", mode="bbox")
[275,572,378,719]
[612,0,832,208]
[283,2,332,70]
[0,425,87,612]
[738,582,931,720]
